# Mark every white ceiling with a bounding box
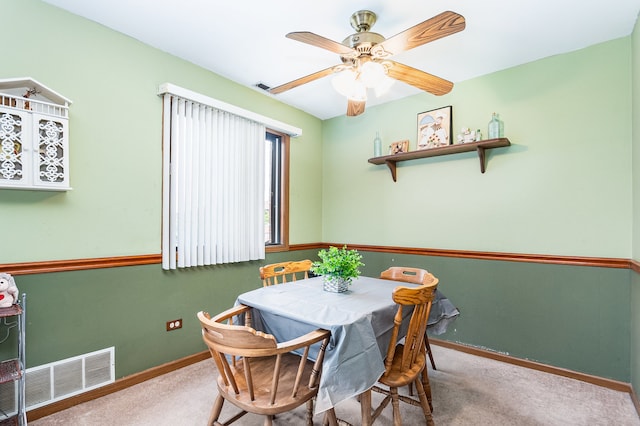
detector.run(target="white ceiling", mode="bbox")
[42,0,640,120]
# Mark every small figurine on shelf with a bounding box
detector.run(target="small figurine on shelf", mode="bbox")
[0,273,19,308]
[456,127,476,144]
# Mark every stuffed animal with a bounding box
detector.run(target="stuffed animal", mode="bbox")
[0,273,19,308]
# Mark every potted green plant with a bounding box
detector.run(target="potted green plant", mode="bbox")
[311,245,364,293]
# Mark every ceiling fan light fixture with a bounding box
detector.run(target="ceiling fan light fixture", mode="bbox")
[331,69,367,101]
[374,75,395,97]
[331,69,355,96]
[349,79,367,101]
[274,10,465,116]
[359,60,386,88]
[332,60,391,101]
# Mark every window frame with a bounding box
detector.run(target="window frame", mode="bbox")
[265,129,289,252]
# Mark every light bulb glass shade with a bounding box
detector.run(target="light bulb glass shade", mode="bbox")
[373,75,395,97]
[331,70,367,101]
[350,79,367,101]
[331,69,356,96]
[360,61,386,88]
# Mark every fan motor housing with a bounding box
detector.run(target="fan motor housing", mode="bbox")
[342,32,385,53]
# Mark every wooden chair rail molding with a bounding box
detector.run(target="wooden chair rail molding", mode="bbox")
[338,244,632,269]
[1,254,162,275]
[0,245,635,276]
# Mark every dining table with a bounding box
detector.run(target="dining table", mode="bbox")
[235,275,459,414]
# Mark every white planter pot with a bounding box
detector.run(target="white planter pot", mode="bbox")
[323,276,350,293]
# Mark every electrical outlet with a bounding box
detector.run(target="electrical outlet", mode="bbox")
[166,318,183,331]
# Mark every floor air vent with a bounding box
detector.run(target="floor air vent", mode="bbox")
[25,347,114,410]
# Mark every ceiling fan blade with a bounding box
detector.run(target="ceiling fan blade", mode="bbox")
[268,67,336,95]
[372,11,465,57]
[347,99,366,117]
[386,61,453,96]
[286,31,357,56]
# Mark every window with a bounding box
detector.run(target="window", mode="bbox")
[161,96,266,269]
[159,83,300,269]
[265,129,289,251]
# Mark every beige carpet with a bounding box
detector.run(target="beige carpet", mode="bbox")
[30,345,640,425]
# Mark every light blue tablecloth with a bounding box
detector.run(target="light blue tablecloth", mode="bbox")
[236,275,460,413]
[429,287,461,335]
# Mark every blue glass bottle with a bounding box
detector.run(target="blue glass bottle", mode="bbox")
[488,113,502,139]
[373,131,382,157]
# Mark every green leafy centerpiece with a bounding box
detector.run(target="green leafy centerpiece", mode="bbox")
[311,245,364,293]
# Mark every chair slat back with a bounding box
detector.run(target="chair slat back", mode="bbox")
[198,308,277,352]
[196,304,332,423]
[384,280,438,376]
[259,259,313,287]
[380,266,434,285]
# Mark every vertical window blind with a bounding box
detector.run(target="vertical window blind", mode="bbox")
[161,93,266,270]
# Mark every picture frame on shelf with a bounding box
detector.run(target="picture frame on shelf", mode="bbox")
[417,105,452,150]
[389,140,409,155]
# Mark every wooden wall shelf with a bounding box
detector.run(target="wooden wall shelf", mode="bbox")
[368,138,511,181]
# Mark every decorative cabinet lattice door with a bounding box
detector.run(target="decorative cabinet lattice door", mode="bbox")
[0,77,72,191]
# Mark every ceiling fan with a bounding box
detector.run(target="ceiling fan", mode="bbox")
[268,10,465,117]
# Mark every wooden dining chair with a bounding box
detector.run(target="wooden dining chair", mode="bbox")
[379,267,437,370]
[259,259,313,287]
[197,305,338,426]
[360,280,438,426]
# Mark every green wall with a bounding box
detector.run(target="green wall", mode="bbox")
[321,33,636,385]
[1,0,324,264]
[361,252,631,381]
[633,271,640,391]
[11,250,320,376]
[5,249,630,383]
[322,38,632,258]
[1,0,638,391]
[631,13,640,395]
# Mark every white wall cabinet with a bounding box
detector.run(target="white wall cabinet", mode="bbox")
[0,77,72,191]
